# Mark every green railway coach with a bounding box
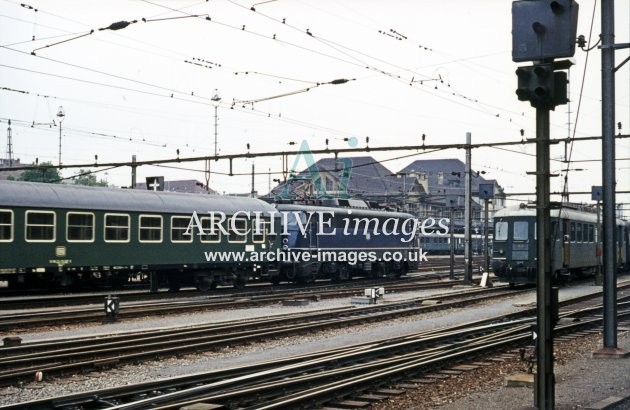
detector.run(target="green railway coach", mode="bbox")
[0,181,281,291]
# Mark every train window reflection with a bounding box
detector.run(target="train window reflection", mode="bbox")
[105,214,129,242]
[139,215,162,243]
[513,221,528,241]
[0,210,12,242]
[67,212,94,242]
[25,211,55,242]
[495,222,508,241]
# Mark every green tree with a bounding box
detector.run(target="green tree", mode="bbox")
[72,169,108,187]
[19,162,61,183]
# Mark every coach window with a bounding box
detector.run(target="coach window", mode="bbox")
[570,222,576,242]
[228,218,247,243]
[0,210,13,242]
[200,217,221,243]
[104,214,130,242]
[139,215,162,243]
[252,218,266,243]
[25,211,55,242]
[495,221,508,241]
[588,224,594,243]
[513,221,528,241]
[171,216,193,243]
[576,223,583,242]
[67,212,95,242]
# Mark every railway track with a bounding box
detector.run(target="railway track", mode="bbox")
[4,290,629,410]
[0,285,526,387]
[0,272,482,331]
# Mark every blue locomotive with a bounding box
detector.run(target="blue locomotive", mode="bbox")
[270,200,420,284]
[491,203,629,284]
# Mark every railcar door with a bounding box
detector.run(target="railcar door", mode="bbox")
[562,219,571,267]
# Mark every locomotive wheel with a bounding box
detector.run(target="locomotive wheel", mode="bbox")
[168,277,181,292]
[233,276,247,290]
[283,266,297,281]
[335,264,350,282]
[195,275,214,292]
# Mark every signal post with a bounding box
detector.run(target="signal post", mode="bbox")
[512,1,578,408]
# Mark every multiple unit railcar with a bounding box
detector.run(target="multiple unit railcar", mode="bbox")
[491,204,628,285]
[421,233,487,255]
[0,181,280,291]
[270,203,420,284]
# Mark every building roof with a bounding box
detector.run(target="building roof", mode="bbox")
[399,158,501,196]
[134,179,217,194]
[268,156,426,200]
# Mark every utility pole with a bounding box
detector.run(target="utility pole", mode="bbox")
[206,89,221,194]
[447,195,458,281]
[463,132,473,284]
[593,0,629,359]
[57,106,65,168]
[5,120,13,167]
[131,155,137,189]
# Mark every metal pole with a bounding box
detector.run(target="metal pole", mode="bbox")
[484,198,490,273]
[450,207,455,280]
[600,0,617,350]
[535,106,553,409]
[596,200,602,285]
[464,132,473,284]
[131,155,137,189]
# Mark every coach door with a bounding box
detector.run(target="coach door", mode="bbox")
[562,219,571,267]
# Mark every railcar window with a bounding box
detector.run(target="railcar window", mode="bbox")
[25,211,55,242]
[495,221,508,241]
[588,224,594,242]
[0,210,12,242]
[228,218,247,243]
[570,222,576,242]
[576,223,583,242]
[139,215,162,243]
[200,217,221,243]
[252,219,266,243]
[513,221,528,241]
[104,214,129,242]
[67,212,94,242]
[171,216,193,243]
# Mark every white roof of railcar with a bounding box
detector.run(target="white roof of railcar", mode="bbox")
[0,180,276,215]
[494,205,626,226]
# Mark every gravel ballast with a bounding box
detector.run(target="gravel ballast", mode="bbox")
[1,282,628,408]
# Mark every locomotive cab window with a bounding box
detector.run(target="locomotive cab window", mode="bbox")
[67,212,94,242]
[171,216,193,243]
[105,214,130,242]
[25,211,55,242]
[0,210,13,242]
[139,215,162,243]
[228,218,247,243]
[513,221,528,241]
[495,221,508,241]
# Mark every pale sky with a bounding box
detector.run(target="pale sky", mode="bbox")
[1,0,629,213]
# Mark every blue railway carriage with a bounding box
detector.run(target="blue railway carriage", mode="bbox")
[0,181,280,291]
[491,203,628,285]
[270,202,420,284]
